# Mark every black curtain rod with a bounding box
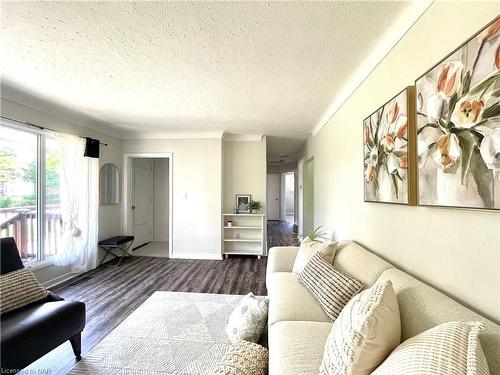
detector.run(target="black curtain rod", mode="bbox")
[1,115,109,146]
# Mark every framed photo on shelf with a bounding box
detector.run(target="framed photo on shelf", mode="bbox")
[235,194,251,213]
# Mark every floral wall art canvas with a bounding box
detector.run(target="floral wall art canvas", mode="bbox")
[416,17,500,210]
[363,87,416,205]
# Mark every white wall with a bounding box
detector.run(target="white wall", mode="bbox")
[153,158,169,241]
[309,3,500,322]
[1,97,123,284]
[223,138,267,213]
[122,138,222,259]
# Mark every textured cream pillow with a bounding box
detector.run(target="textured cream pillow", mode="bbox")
[214,340,268,375]
[0,268,49,315]
[320,280,401,375]
[292,239,337,273]
[372,321,490,375]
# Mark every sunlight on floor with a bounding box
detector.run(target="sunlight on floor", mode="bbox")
[132,241,169,258]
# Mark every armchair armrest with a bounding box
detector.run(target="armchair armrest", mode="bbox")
[266,246,299,289]
[44,291,65,302]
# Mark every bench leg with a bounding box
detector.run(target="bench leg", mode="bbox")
[69,332,82,359]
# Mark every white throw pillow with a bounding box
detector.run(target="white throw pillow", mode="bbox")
[320,280,401,375]
[372,321,490,375]
[226,293,269,344]
[292,239,337,273]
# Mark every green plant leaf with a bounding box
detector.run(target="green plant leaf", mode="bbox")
[455,130,478,183]
[417,123,439,135]
[447,93,459,123]
[390,173,399,199]
[468,71,500,97]
[469,149,493,207]
[481,103,500,119]
[393,150,407,158]
[490,88,500,98]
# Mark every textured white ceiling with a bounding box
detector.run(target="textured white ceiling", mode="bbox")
[1,1,415,146]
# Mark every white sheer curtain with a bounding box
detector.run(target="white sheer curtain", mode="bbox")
[54,133,99,273]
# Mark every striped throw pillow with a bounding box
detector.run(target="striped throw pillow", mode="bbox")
[0,268,49,314]
[372,321,490,375]
[298,252,363,321]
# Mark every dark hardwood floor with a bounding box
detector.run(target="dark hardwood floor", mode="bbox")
[267,220,296,248]
[26,220,295,374]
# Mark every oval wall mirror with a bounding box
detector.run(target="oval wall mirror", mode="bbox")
[100,163,120,205]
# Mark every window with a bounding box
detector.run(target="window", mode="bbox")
[0,121,62,263]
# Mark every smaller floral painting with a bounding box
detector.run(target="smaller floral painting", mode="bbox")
[363,87,415,205]
[416,17,500,210]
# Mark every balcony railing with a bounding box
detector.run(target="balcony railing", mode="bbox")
[0,205,62,262]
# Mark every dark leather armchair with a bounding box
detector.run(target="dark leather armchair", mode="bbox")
[0,237,86,373]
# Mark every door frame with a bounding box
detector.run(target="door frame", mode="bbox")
[123,153,173,258]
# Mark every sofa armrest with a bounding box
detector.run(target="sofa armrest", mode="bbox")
[266,246,299,289]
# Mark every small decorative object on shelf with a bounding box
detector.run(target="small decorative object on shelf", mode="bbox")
[233,206,239,214]
[250,200,262,214]
[227,220,233,227]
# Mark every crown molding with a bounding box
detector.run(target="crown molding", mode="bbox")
[311,0,434,136]
[222,133,264,142]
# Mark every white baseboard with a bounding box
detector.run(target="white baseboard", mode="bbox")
[171,252,223,260]
[42,272,80,289]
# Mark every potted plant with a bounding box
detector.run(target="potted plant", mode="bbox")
[250,200,262,213]
[293,226,329,245]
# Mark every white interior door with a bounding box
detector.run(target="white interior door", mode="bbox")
[132,159,153,247]
[267,174,280,220]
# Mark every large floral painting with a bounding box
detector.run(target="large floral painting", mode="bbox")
[416,17,500,210]
[363,87,415,205]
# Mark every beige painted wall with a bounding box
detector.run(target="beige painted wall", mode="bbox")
[223,138,267,213]
[122,138,222,258]
[1,97,123,284]
[311,3,500,322]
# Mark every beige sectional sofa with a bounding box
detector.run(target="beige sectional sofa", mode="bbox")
[266,241,500,375]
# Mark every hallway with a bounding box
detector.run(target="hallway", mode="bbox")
[267,220,296,249]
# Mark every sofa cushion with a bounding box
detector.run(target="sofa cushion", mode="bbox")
[266,246,299,289]
[332,241,392,288]
[268,272,330,326]
[292,240,337,274]
[269,321,332,375]
[299,253,363,322]
[377,268,500,375]
[372,321,489,375]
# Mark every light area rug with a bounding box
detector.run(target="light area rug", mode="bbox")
[70,292,251,374]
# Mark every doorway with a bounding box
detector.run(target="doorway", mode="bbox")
[267,174,280,220]
[123,153,172,258]
[281,172,295,224]
[302,157,314,235]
